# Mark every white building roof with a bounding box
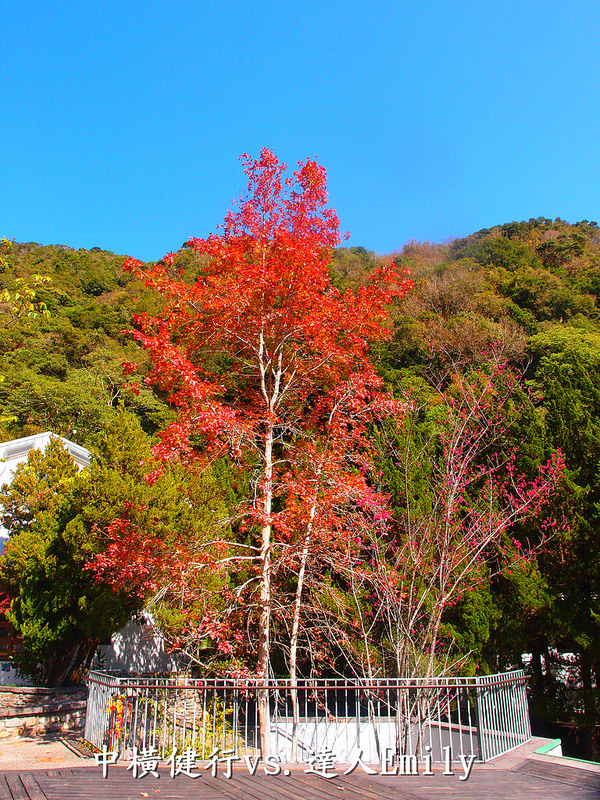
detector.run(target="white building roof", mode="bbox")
[0,432,91,540]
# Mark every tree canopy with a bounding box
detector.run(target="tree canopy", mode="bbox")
[1,206,599,755]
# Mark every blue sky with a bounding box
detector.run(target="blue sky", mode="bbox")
[2,0,600,261]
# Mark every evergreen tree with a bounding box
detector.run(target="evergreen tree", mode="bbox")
[0,409,234,684]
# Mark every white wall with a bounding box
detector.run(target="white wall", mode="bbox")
[94,615,182,674]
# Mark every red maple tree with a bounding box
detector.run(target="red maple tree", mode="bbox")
[119,149,411,749]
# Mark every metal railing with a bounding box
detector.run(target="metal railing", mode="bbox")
[84,669,530,764]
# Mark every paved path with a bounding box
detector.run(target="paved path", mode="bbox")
[0,737,88,771]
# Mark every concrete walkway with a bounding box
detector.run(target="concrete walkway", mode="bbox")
[0,734,94,771]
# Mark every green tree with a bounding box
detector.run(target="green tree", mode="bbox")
[526,327,600,759]
[0,408,237,684]
[0,436,135,684]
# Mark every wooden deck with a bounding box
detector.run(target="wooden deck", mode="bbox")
[1,762,599,800]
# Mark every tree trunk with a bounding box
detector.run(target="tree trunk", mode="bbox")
[289,502,316,762]
[69,638,98,682]
[257,422,274,757]
[46,643,78,686]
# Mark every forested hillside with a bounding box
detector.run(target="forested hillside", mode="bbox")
[0,216,598,757]
[385,217,600,758]
[0,240,173,443]
[330,219,600,758]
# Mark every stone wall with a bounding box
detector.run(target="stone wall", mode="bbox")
[0,685,87,739]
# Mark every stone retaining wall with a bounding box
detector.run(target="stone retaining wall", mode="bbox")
[0,685,87,739]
